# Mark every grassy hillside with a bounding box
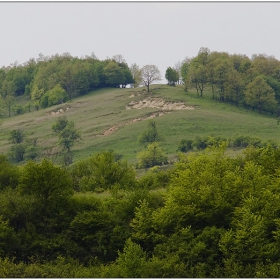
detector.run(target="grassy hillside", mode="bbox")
[1,84,280,165]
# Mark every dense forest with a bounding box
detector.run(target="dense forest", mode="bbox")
[1,144,280,277]
[1,48,280,277]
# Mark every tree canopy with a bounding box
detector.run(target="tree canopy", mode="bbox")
[140,65,161,92]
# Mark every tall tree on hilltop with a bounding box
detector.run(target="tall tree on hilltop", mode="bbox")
[130,63,142,88]
[184,48,210,96]
[140,65,161,92]
[181,57,192,87]
[165,67,179,86]
[103,61,125,87]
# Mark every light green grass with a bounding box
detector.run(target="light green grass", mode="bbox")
[1,85,280,165]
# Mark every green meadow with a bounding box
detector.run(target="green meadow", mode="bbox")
[1,84,280,165]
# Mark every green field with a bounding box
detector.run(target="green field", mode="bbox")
[1,84,280,164]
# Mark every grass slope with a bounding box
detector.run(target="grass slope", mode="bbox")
[1,85,280,164]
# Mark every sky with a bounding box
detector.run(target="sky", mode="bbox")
[1,1,280,83]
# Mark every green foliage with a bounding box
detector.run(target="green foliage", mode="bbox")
[177,136,227,152]
[57,121,81,153]
[141,64,161,92]
[8,130,39,163]
[52,116,68,133]
[69,208,117,262]
[177,138,193,152]
[0,95,4,117]
[3,48,280,275]
[30,85,44,102]
[116,238,147,277]
[0,216,17,257]
[71,150,136,191]
[0,256,102,277]
[138,120,162,145]
[130,199,156,252]
[137,166,172,190]
[165,67,179,86]
[9,129,24,144]
[181,58,191,84]
[130,63,141,88]
[40,84,68,109]
[24,143,39,160]
[52,116,81,165]
[0,155,19,190]
[180,48,280,115]
[137,142,168,169]
[0,52,135,119]
[177,135,276,153]
[2,144,280,275]
[103,61,125,87]
[19,158,73,215]
[8,143,26,163]
[245,75,277,114]
[4,94,15,117]
[224,69,245,107]
[263,75,280,102]
[12,104,24,115]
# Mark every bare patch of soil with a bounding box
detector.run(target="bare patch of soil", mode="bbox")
[126,97,195,110]
[48,107,70,116]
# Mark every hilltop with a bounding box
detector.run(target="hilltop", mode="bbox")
[1,84,280,165]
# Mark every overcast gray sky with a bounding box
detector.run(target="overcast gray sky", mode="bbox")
[1,1,280,83]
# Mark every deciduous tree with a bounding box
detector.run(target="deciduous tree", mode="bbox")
[138,120,162,145]
[137,142,168,168]
[130,63,141,88]
[71,150,136,191]
[52,117,81,165]
[245,76,277,114]
[165,67,179,86]
[140,65,161,92]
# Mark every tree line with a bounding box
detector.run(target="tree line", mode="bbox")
[1,143,280,277]
[2,47,280,117]
[0,53,134,115]
[166,47,280,115]
[0,52,164,117]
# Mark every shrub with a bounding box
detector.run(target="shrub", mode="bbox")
[177,139,193,152]
[137,142,168,169]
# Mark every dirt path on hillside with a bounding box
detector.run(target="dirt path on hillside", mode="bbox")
[97,97,195,137]
[97,111,170,136]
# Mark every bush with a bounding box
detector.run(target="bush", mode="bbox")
[0,155,19,190]
[177,139,193,152]
[12,105,24,116]
[138,120,162,146]
[71,150,136,191]
[137,142,168,169]
[178,136,228,153]
[137,166,171,190]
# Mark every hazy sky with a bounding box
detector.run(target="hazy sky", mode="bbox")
[1,2,280,83]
